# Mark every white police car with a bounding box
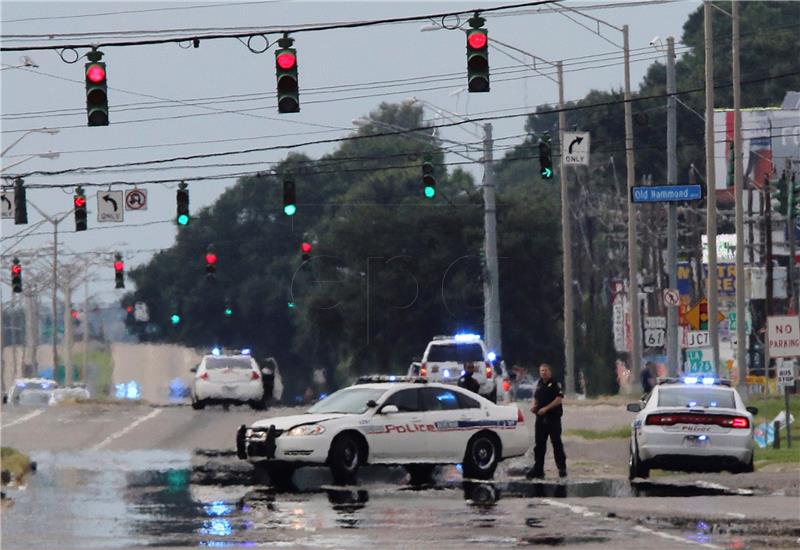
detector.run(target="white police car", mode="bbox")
[626,377,757,479]
[236,376,529,484]
[191,348,266,410]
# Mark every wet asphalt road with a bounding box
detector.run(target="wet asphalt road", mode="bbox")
[2,403,799,549]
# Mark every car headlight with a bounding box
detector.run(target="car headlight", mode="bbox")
[287,424,326,436]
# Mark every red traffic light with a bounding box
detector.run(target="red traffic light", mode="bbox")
[205,252,218,265]
[126,305,134,313]
[86,64,106,84]
[71,310,80,319]
[277,52,296,70]
[301,242,312,254]
[467,31,487,50]
[11,264,21,275]
[114,260,124,272]
[74,196,86,208]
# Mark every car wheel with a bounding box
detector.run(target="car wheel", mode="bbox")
[734,454,754,474]
[191,398,205,410]
[463,432,500,480]
[628,443,649,480]
[254,462,297,489]
[405,464,435,485]
[249,399,266,411]
[328,433,363,484]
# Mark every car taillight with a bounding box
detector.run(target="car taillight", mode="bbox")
[420,363,427,377]
[199,372,209,380]
[503,379,511,393]
[251,371,260,381]
[517,408,524,423]
[485,362,492,378]
[727,416,749,429]
[646,413,751,429]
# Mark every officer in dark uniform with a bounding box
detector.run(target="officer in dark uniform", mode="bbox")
[458,362,481,395]
[527,363,567,479]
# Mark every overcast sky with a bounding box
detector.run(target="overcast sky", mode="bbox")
[1,0,698,304]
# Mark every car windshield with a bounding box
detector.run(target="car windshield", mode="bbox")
[307,387,386,415]
[658,387,736,409]
[205,357,253,369]
[427,343,483,362]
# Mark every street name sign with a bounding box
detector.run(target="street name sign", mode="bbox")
[631,184,703,203]
[767,315,800,358]
[562,131,590,166]
[98,191,124,222]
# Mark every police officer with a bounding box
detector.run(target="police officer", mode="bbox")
[458,362,481,395]
[527,363,567,479]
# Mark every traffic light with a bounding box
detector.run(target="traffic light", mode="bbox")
[11,257,22,293]
[224,305,233,317]
[301,241,312,263]
[699,300,709,331]
[85,50,108,126]
[422,157,436,199]
[275,35,299,113]
[74,186,87,231]
[466,15,489,93]
[14,178,27,225]
[283,177,297,216]
[205,245,217,281]
[538,133,553,180]
[176,182,189,226]
[170,313,182,325]
[114,253,125,289]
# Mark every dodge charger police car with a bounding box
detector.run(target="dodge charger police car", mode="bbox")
[627,377,757,479]
[236,376,530,484]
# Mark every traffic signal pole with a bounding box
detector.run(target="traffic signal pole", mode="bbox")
[482,123,502,358]
[557,61,575,396]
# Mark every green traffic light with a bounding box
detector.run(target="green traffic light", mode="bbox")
[424,186,436,199]
[287,301,296,309]
[541,167,552,179]
[177,214,189,226]
[170,314,181,325]
[283,204,297,216]
[224,307,233,316]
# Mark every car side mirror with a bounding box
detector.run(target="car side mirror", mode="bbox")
[380,404,399,414]
[366,400,378,408]
[190,367,197,373]
[626,403,642,413]
[746,406,758,416]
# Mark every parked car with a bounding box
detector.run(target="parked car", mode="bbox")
[236,375,530,484]
[626,376,756,479]
[5,378,58,406]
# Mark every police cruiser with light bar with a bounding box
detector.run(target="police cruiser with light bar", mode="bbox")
[236,377,530,485]
[626,376,757,479]
[190,347,268,410]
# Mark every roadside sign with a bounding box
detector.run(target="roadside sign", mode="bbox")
[134,302,149,322]
[767,315,800,358]
[663,288,680,306]
[125,188,148,211]
[777,359,796,388]
[97,190,124,222]
[630,184,703,203]
[643,317,665,349]
[562,131,590,166]
[682,298,725,331]
[687,330,710,348]
[685,347,714,375]
[1,190,14,219]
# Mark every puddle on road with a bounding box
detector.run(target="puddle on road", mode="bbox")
[1,450,759,549]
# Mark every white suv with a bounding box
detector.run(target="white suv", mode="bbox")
[411,334,498,402]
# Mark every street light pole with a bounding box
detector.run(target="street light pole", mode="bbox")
[482,123,502,357]
[1,128,59,157]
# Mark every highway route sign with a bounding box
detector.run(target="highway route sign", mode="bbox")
[98,191,124,222]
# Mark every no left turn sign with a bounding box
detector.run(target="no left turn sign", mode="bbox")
[125,189,147,211]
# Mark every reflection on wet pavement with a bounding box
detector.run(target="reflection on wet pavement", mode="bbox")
[0,450,775,549]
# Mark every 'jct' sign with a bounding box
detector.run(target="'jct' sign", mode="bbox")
[767,316,800,358]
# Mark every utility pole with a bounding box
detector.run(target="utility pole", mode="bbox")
[704,1,721,375]
[482,123,502,357]
[83,272,89,382]
[765,175,773,391]
[666,36,679,376]
[788,159,798,314]
[558,60,575,396]
[623,24,641,382]
[732,0,747,389]
[63,282,73,384]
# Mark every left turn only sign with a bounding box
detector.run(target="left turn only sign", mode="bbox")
[98,190,124,222]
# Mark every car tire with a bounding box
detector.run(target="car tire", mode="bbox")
[628,443,649,480]
[191,397,205,410]
[254,462,297,488]
[463,432,500,480]
[249,398,266,411]
[405,464,436,485]
[734,454,754,474]
[328,433,363,484]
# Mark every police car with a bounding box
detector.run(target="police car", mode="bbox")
[236,376,529,484]
[191,348,266,410]
[626,377,757,479]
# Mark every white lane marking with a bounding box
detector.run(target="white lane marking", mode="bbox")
[2,408,44,428]
[724,512,746,519]
[634,525,722,549]
[540,498,599,517]
[90,408,162,451]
